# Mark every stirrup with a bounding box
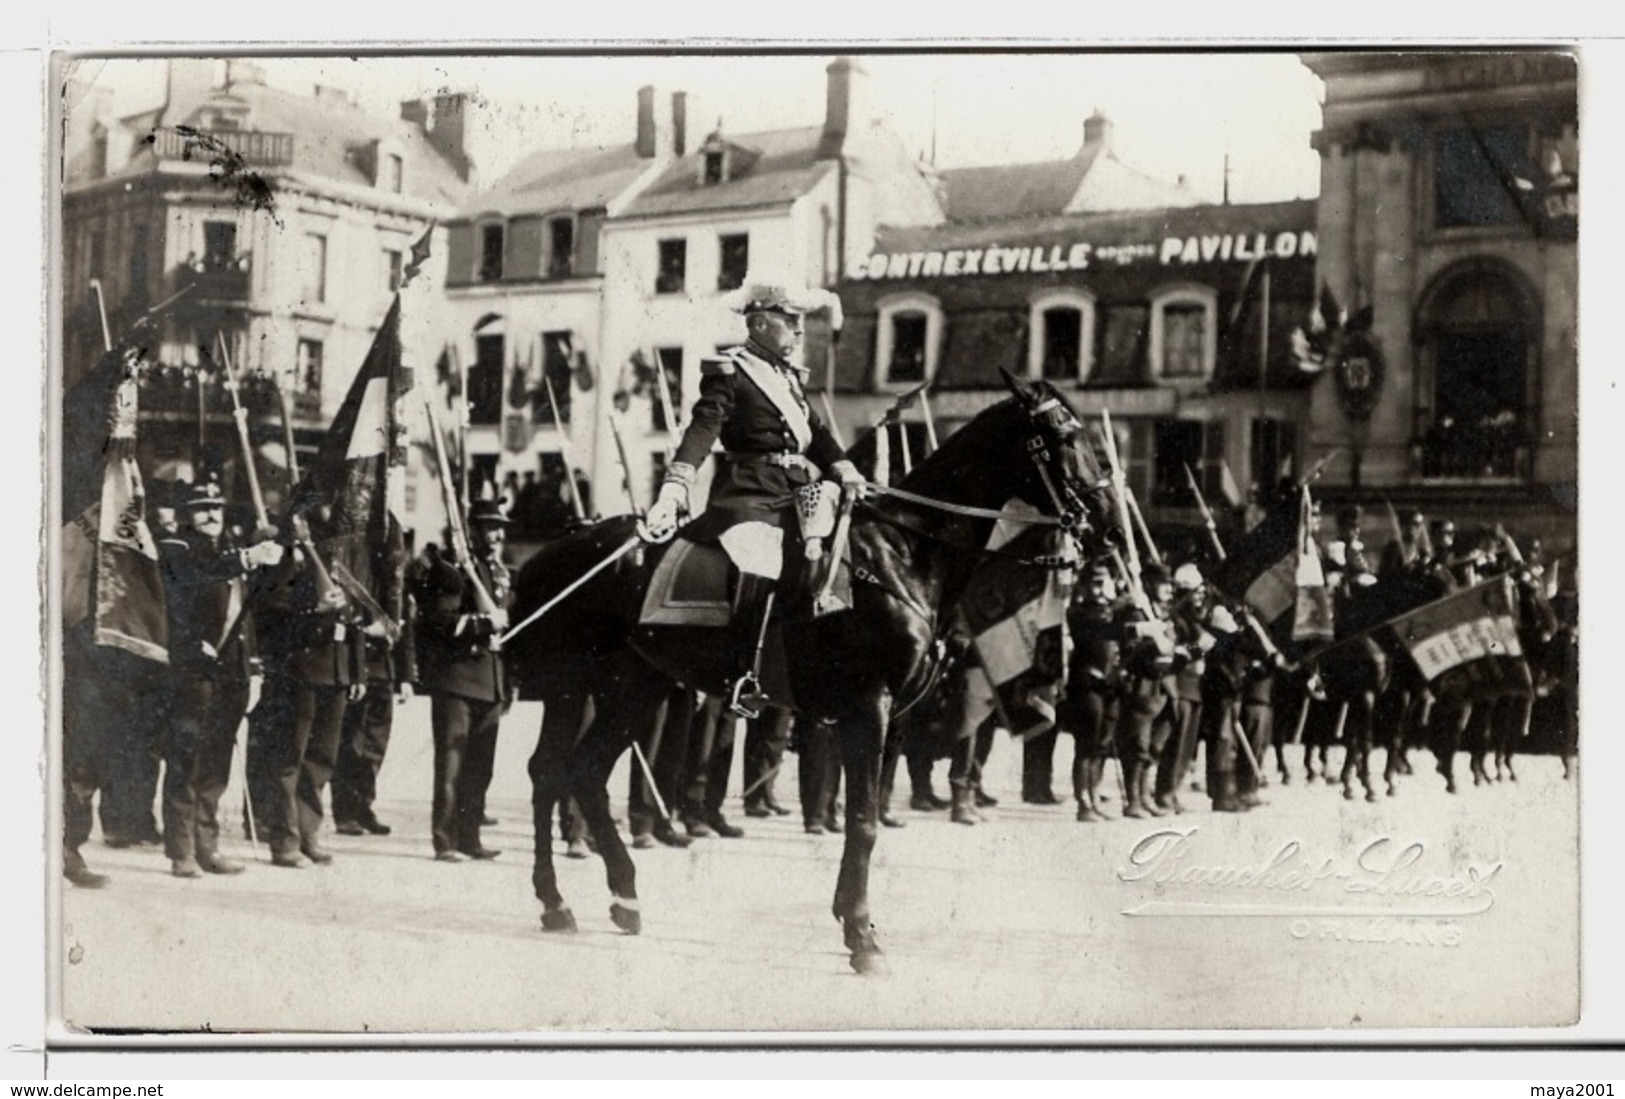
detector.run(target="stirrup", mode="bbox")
[727,672,768,719]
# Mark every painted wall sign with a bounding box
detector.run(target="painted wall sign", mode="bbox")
[853,230,1316,281]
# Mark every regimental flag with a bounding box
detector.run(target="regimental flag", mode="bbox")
[1211,486,1332,647]
[61,345,168,662]
[298,296,411,632]
[961,524,1075,741]
[1381,576,1527,699]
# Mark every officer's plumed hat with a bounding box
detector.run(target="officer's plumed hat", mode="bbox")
[727,273,843,329]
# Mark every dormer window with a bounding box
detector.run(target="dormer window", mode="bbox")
[479,222,505,283]
[1149,285,1218,383]
[704,151,725,184]
[381,153,403,194]
[548,216,575,278]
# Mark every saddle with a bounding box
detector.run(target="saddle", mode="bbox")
[638,536,854,628]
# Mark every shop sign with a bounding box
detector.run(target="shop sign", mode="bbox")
[854,230,1315,281]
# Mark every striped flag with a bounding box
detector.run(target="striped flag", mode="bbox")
[61,346,168,662]
[1382,576,1526,698]
[1211,487,1332,647]
[297,296,411,628]
[961,525,1073,740]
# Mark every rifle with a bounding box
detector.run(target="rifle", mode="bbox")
[1297,449,1340,489]
[607,412,640,514]
[542,367,588,523]
[423,394,503,640]
[290,511,349,613]
[1099,410,1150,615]
[1184,462,1227,561]
[216,334,277,542]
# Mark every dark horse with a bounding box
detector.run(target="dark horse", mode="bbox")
[502,375,1109,973]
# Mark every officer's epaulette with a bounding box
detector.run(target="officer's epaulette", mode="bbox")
[699,346,746,377]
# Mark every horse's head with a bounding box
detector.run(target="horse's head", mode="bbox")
[997,368,1112,542]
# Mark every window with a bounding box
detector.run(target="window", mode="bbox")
[381,153,403,194]
[203,221,236,271]
[1149,287,1217,382]
[704,151,725,185]
[718,233,749,291]
[534,331,575,425]
[1027,291,1096,382]
[296,338,324,398]
[479,223,505,283]
[468,332,506,426]
[875,292,944,391]
[1250,418,1299,498]
[653,347,683,431]
[548,217,575,278]
[1434,126,1535,230]
[383,248,403,292]
[656,238,686,294]
[302,232,327,303]
[128,221,149,297]
[1148,419,1226,508]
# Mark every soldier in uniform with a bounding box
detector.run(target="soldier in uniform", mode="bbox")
[741,706,795,819]
[1198,600,1267,813]
[416,501,513,862]
[160,480,284,877]
[641,281,864,718]
[1062,563,1124,822]
[1113,564,1179,819]
[1153,563,1215,815]
[331,591,416,837]
[248,500,366,868]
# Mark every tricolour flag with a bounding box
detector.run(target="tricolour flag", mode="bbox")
[61,345,168,662]
[961,524,1074,740]
[1211,486,1332,647]
[297,296,411,629]
[1381,576,1526,699]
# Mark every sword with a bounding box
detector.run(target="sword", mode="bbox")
[498,533,641,646]
[1184,462,1227,561]
[630,741,671,823]
[543,367,588,523]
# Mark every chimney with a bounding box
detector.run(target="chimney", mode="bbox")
[635,85,658,158]
[671,91,688,157]
[400,99,429,129]
[428,92,476,183]
[162,58,219,123]
[226,59,268,87]
[1082,109,1114,154]
[818,56,870,159]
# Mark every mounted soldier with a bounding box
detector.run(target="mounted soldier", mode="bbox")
[642,279,864,718]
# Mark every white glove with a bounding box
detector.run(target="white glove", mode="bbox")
[245,540,285,569]
[640,481,688,543]
[831,459,867,494]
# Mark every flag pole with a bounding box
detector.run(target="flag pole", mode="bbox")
[450,343,471,510]
[216,333,273,534]
[88,279,113,352]
[919,382,939,454]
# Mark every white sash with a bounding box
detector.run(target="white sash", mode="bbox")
[732,349,813,453]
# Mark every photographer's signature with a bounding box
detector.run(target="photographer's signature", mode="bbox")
[1116,827,1502,918]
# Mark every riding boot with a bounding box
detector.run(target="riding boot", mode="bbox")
[949,779,978,825]
[726,574,776,719]
[1088,758,1113,819]
[1140,768,1166,817]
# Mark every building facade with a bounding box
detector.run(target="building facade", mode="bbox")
[61,58,471,528]
[1300,50,1578,551]
[829,200,1320,551]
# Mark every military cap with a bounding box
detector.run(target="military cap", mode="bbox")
[468,499,511,526]
[1172,563,1204,591]
[185,478,226,509]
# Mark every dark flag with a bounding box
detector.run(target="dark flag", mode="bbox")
[298,296,411,631]
[1380,576,1527,699]
[961,524,1074,741]
[1210,486,1332,647]
[61,344,168,662]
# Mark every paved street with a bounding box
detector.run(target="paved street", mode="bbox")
[58,700,1580,1036]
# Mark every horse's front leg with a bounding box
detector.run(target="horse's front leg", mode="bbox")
[831,694,888,975]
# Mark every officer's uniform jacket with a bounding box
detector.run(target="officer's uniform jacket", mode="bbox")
[672,340,846,541]
[361,596,418,689]
[416,550,510,705]
[1116,601,1178,716]
[1066,595,1124,697]
[161,529,258,682]
[251,546,365,688]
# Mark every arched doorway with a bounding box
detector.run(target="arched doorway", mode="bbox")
[1414,259,1540,479]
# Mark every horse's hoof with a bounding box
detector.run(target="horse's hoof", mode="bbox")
[610,901,641,936]
[1445,780,1458,795]
[1366,790,1379,803]
[1342,787,1356,801]
[1386,784,1398,798]
[849,948,889,976]
[540,908,578,934]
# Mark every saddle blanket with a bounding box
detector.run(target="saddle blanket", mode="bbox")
[639,537,854,628]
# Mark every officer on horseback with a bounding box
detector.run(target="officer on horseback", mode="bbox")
[642,280,864,718]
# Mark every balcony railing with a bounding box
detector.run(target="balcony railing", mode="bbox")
[1416,418,1531,480]
[171,256,252,302]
